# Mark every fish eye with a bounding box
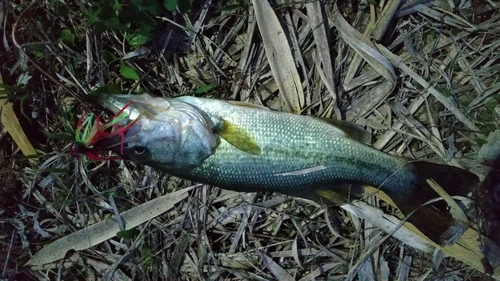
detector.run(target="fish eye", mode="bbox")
[134,146,146,155]
[131,146,150,162]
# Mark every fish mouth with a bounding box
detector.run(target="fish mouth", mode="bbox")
[91,122,140,158]
[95,94,156,157]
[88,94,151,158]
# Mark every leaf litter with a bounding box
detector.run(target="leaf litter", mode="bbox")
[1,0,500,280]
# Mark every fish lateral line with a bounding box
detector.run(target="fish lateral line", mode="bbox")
[274,165,328,176]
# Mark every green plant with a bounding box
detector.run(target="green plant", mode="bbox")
[85,0,195,47]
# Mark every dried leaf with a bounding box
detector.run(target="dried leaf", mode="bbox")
[26,186,193,266]
[261,253,294,280]
[0,75,37,161]
[332,4,396,84]
[252,0,304,113]
[341,201,500,278]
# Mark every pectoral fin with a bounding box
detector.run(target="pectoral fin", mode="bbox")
[216,119,262,155]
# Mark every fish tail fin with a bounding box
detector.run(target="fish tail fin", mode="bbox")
[392,161,479,244]
[477,161,500,272]
[478,160,500,237]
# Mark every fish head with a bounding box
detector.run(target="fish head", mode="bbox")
[100,93,220,171]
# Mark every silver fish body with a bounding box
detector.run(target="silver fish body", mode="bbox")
[173,96,413,196]
[101,93,478,244]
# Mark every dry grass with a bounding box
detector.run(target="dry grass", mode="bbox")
[1,0,500,280]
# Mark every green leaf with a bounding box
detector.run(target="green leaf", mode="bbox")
[451,63,461,71]
[477,138,487,146]
[478,112,493,121]
[126,33,151,46]
[112,1,122,12]
[41,168,71,173]
[428,30,436,40]
[178,0,192,13]
[106,84,123,94]
[220,4,243,11]
[93,22,106,34]
[29,45,45,58]
[99,5,116,21]
[56,2,71,17]
[164,0,177,11]
[101,50,118,63]
[195,84,214,94]
[141,245,153,267]
[441,87,452,97]
[89,84,123,97]
[129,0,143,10]
[480,123,497,134]
[103,17,123,30]
[47,132,74,142]
[143,0,163,15]
[60,29,75,45]
[120,63,140,80]
[87,8,101,25]
[116,228,140,240]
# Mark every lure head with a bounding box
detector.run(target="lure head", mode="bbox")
[70,142,87,157]
[71,100,138,161]
[100,93,220,172]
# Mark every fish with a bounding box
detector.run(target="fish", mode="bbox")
[99,93,479,245]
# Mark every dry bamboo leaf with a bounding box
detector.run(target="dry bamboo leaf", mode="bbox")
[343,0,400,87]
[26,186,193,266]
[0,75,37,161]
[377,44,481,132]
[232,16,257,100]
[391,101,448,160]
[306,2,337,109]
[425,101,448,158]
[396,255,411,281]
[345,80,395,121]
[332,3,396,85]
[478,130,500,165]
[261,252,294,280]
[0,101,37,159]
[297,262,343,281]
[426,179,468,245]
[86,259,131,281]
[373,94,427,150]
[228,194,256,254]
[341,201,500,279]
[251,0,304,113]
[372,0,403,41]
[414,5,476,31]
[292,235,302,268]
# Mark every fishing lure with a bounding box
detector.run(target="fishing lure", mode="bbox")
[71,101,137,161]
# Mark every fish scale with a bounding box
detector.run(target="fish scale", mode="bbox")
[100,94,479,244]
[173,97,413,196]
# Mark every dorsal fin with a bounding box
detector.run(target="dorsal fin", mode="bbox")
[215,119,262,155]
[226,100,270,110]
[317,118,372,145]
